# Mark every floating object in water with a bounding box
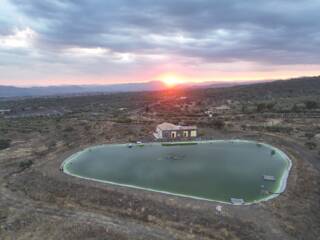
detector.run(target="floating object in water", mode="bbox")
[165,154,185,160]
[128,144,133,148]
[263,175,276,181]
[261,189,270,195]
[230,198,244,205]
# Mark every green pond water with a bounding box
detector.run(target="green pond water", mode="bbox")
[63,140,291,204]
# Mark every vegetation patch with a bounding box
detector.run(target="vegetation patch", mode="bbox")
[305,141,317,150]
[19,159,33,170]
[0,139,11,150]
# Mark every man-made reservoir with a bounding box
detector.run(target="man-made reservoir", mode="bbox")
[62,140,291,204]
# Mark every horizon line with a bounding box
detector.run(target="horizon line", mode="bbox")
[0,74,319,88]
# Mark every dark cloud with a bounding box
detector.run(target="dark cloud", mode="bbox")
[6,0,320,65]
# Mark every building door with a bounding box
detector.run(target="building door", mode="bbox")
[171,131,177,139]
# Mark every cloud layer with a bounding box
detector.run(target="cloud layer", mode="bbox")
[1,0,320,85]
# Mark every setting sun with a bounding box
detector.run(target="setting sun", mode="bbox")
[160,74,183,87]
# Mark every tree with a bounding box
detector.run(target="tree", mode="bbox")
[305,101,318,109]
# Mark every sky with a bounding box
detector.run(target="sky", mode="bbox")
[0,0,320,86]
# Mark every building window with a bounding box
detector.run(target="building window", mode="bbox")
[183,131,188,137]
[190,130,197,137]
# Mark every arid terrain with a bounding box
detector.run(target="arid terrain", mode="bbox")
[1,77,320,240]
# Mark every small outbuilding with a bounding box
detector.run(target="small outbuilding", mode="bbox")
[154,122,197,140]
[0,109,11,115]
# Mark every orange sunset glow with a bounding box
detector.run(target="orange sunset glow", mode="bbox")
[0,0,319,87]
[159,74,185,87]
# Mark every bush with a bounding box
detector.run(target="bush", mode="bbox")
[266,126,293,134]
[210,119,225,129]
[305,141,317,150]
[84,125,91,131]
[257,103,266,112]
[116,117,132,123]
[19,160,33,170]
[63,126,74,132]
[0,139,11,150]
[305,132,315,139]
[198,130,205,137]
[257,102,275,112]
[305,101,318,109]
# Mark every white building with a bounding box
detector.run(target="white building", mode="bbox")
[154,122,197,140]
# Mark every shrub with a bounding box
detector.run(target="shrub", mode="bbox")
[305,101,318,109]
[116,117,132,123]
[305,132,315,139]
[305,141,317,150]
[266,126,293,134]
[63,126,74,132]
[19,160,33,170]
[210,119,225,129]
[257,103,267,112]
[0,139,11,150]
[198,130,205,137]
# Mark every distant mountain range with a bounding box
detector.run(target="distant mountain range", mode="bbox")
[0,81,166,98]
[0,76,318,98]
[0,80,250,98]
